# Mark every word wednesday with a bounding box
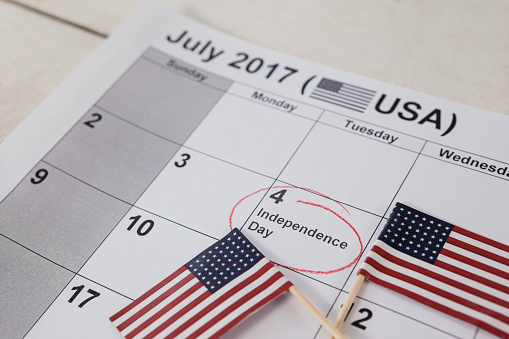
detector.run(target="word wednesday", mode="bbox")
[247,208,348,249]
[345,119,398,144]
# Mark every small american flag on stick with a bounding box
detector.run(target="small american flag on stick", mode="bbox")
[359,203,509,338]
[110,228,292,339]
[310,78,375,113]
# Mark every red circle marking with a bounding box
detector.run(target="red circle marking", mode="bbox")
[229,186,363,274]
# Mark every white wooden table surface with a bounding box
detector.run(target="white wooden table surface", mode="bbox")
[1,0,508,142]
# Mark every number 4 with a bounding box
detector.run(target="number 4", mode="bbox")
[269,189,287,204]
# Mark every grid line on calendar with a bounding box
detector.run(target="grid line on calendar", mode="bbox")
[3,46,506,339]
[316,139,473,339]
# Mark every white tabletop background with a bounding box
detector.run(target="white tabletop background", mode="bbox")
[1,0,508,142]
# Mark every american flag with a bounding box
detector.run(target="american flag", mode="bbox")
[359,203,509,338]
[110,228,292,339]
[310,77,376,113]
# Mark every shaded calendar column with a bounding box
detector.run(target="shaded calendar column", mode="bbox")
[96,48,231,143]
[0,163,130,271]
[0,236,74,339]
[45,107,180,204]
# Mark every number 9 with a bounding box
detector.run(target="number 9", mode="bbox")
[30,169,48,184]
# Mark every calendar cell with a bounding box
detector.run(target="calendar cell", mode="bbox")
[341,234,478,339]
[237,182,383,289]
[79,208,218,299]
[320,291,471,339]
[0,236,73,339]
[97,53,229,143]
[135,149,275,239]
[279,123,419,216]
[45,108,180,204]
[144,48,232,91]
[392,155,509,241]
[0,164,130,271]
[184,93,316,178]
[24,275,130,339]
[223,266,339,339]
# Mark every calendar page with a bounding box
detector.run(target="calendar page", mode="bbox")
[1,3,508,339]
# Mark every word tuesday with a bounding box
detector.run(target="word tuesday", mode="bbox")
[345,119,398,144]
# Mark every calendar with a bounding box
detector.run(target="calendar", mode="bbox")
[1,3,508,339]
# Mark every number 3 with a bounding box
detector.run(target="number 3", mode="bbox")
[175,153,191,168]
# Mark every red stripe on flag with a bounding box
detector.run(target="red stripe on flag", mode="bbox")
[189,272,288,338]
[440,248,509,281]
[117,272,194,332]
[153,262,275,339]
[212,280,293,339]
[110,266,187,322]
[453,226,509,254]
[125,281,204,339]
[372,246,509,309]
[364,257,509,324]
[358,268,508,339]
[435,260,509,295]
[447,236,509,267]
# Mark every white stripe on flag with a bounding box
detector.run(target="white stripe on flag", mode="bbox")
[437,253,509,287]
[442,242,509,273]
[361,263,509,334]
[449,231,509,260]
[376,242,509,303]
[369,245,509,316]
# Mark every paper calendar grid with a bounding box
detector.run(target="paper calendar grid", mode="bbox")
[0,47,507,339]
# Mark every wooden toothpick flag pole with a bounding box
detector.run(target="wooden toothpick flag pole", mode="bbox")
[289,285,346,339]
[329,274,365,338]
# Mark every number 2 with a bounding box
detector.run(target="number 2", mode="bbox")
[84,113,102,128]
[351,308,373,330]
[342,302,373,330]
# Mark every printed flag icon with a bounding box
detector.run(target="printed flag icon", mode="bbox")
[110,228,293,339]
[310,77,376,113]
[359,202,509,338]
